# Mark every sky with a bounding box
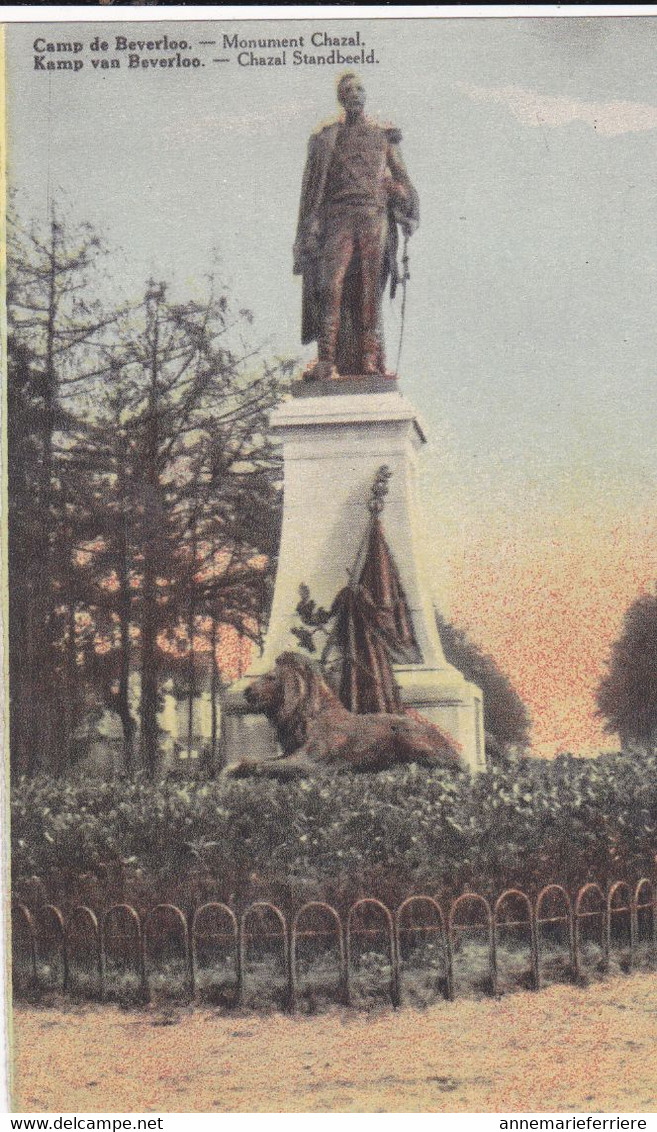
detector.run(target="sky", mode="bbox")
[5,12,657,755]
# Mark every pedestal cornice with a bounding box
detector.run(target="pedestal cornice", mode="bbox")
[270,389,427,444]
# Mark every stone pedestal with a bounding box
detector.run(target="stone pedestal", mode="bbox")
[223,380,486,773]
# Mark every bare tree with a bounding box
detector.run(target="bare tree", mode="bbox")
[90,280,289,777]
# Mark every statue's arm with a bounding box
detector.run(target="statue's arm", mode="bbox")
[387,142,420,235]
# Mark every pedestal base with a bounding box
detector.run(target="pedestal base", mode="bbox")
[395,665,485,771]
[222,387,486,774]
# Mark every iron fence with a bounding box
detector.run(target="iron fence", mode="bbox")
[11,877,657,1011]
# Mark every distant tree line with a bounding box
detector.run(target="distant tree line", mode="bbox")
[8,204,293,779]
[435,614,531,764]
[438,589,657,763]
[596,586,657,755]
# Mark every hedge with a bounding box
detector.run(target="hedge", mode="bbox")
[10,750,657,908]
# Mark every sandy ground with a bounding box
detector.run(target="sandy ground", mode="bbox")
[11,973,657,1113]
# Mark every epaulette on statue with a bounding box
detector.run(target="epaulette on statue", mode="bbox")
[384,126,402,144]
[312,120,340,137]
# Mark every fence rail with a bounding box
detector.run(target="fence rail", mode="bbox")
[12,878,657,1012]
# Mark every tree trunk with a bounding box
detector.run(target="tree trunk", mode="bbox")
[117,597,136,775]
[28,221,59,775]
[139,287,163,780]
[116,455,136,775]
[210,616,220,776]
[140,555,159,778]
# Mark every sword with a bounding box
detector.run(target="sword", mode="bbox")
[394,231,410,376]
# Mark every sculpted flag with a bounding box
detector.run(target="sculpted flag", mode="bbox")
[331,515,420,714]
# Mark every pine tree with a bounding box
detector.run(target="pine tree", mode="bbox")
[7,207,116,774]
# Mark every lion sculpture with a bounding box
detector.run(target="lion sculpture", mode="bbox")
[229,652,463,777]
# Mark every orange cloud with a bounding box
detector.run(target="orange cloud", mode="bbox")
[448,506,656,756]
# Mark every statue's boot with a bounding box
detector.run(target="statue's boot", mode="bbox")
[315,315,341,380]
[362,332,383,376]
[313,360,339,381]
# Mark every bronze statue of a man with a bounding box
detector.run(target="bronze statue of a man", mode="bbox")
[293,74,419,381]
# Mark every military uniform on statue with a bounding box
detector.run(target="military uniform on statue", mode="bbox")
[293,73,419,379]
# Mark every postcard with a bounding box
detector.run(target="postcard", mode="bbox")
[4,8,657,1116]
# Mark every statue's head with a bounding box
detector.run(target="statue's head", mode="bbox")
[337,73,366,115]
